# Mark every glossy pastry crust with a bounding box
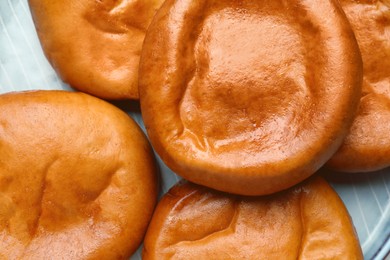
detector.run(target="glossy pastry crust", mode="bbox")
[28,0,164,100]
[0,91,158,259]
[327,0,390,172]
[143,176,363,260]
[139,0,362,195]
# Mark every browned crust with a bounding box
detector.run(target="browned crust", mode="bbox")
[327,0,390,172]
[0,90,158,259]
[140,0,362,195]
[143,176,363,259]
[28,0,164,100]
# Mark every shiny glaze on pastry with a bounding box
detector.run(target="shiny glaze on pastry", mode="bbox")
[328,0,390,172]
[139,0,362,195]
[0,91,157,259]
[29,0,164,99]
[143,177,363,259]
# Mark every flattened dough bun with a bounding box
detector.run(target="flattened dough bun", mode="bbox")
[327,0,390,172]
[143,176,363,260]
[0,91,158,259]
[139,0,362,195]
[28,0,164,100]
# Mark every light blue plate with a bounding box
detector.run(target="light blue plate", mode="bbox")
[0,1,389,259]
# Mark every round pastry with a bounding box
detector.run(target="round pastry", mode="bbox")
[327,0,390,172]
[28,0,164,100]
[143,176,363,260]
[139,0,362,195]
[0,91,157,259]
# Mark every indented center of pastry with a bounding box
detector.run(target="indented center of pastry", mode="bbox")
[180,10,311,148]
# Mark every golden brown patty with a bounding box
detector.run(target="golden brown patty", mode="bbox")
[28,0,164,100]
[327,0,390,172]
[139,0,362,195]
[143,176,363,260]
[0,91,157,259]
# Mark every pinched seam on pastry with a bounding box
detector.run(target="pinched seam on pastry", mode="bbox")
[85,0,150,34]
[171,201,240,248]
[2,161,120,246]
[28,158,58,238]
[162,187,334,259]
